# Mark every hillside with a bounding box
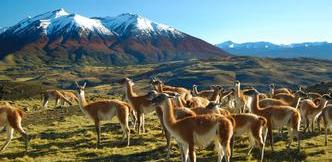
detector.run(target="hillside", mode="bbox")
[0,9,229,66]
[0,56,331,98]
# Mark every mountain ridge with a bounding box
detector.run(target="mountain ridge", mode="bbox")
[0,8,229,65]
[217,41,331,59]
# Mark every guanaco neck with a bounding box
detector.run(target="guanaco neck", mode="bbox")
[162,98,177,127]
[235,84,241,98]
[126,82,138,99]
[175,96,184,107]
[210,89,220,102]
[251,94,261,114]
[318,99,328,110]
[77,91,88,112]
[192,86,199,95]
[270,87,275,96]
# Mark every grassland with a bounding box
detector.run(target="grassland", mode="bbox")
[0,56,332,161]
[2,96,332,162]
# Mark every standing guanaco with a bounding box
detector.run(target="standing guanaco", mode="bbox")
[151,92,234,162]
[0,104,29,152]
[243,89,301,152]
[122,78,156,134]
[41,90,73,108]
[75,82,131,146]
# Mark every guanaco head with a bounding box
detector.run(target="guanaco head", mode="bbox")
[328,88,332,96]
[206,101,221,109]
[120,78,135,86]
[212,85,223,93]
[322,94,332,101]
[150,93,175,106]
[146,90,159,101]
[313,98,322,106]
[221,88,235,98]
[234,80,240,86]
[294,90,308,99]
[243,88,260,97]
[150,78,163,91]
[75,81,87,95]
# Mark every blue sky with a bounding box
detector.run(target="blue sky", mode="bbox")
[1,0,332,44]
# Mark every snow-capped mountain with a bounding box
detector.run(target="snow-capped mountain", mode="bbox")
[0,9,228,65]
[0,27,7,34]
[99,13,183,38]
[217,41,332,59]
[218,41,280,49]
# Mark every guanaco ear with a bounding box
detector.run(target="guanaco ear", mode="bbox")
[151,76,157,83]
[74,81,80,88]
[83,82,87,88]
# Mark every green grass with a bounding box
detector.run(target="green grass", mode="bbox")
[0,99,332,161]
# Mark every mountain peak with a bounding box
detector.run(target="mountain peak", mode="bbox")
[0,9,228,65]
[52,8,69,17]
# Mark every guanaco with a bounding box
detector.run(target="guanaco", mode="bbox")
[0,105,29,152]
[75,82,131,146]
[317,105,332,145]
[60,91,79,106]
[192,84,215,100]
[273,93,304,109]
[151,92,234,162]
[300,97,328,133]
[41,90,73,108]
[243,89,301,152]
[269,83,292,96]
[233,81,250,113]
[151,78,192,103]
[122,78,156,134]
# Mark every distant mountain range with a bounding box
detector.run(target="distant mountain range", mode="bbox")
[217,41,332,60]
[0,8,228,65]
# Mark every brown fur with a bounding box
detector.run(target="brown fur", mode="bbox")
[317,105,332,145]
[192,85,215,100]
[186,96,210,108]
[59,91,79,106]
[41,90,73,108]
[259,98,289,108]
[123,78,156,134]
[231,114,267,152]
[270,84,292,96]
[0,105,28,152]
[153,93,233,162]
[151,79,192,103]
[244,89,301,152]
[307,92,322,99]
[233,81,249,113]
[273,93,302,108]
[76,83,131,146]
[299,98,327,133]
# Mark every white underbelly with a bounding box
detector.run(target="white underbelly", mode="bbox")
[234,125,250,136]
[0,112,8,127]
[193,125,218,148]
[142,105,155,114]
[271,115,291,128]
[97,109,116,121]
